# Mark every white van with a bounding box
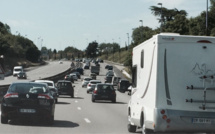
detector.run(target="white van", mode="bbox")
[13,66,23,76]
[128,33,215,133]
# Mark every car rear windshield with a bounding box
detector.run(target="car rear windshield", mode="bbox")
[58,82,72,88]
[14,69,22,71]
[84,78,92,81]
[121,81,130,86]
[9,83,48,94]
[91,81,101,84]
[97,85,114,91]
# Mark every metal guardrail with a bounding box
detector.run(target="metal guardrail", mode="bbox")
[0,62,83,102]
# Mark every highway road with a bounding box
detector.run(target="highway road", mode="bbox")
[1,61,72,85]
[0,61,137,134]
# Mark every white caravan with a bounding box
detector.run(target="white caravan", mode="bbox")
[128,33,215,133]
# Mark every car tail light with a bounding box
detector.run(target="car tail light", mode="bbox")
[93,90,97,94]
[4,93,18,98]
[38,94,51,99]
[88,84,91,87]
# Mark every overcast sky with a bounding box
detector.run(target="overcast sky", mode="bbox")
[0,0,208,51]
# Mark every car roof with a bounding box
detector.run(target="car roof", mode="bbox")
[97,83,113,86]
[57,80,71,83]
[11,81,47,86]
[34,80,54,84]
[89,80,101,82]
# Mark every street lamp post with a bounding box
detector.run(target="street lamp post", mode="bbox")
[127,33,129,49]
[139,20,143,40]
[206,0,208,35]
[158,3,163,33]
[139,20,143,27]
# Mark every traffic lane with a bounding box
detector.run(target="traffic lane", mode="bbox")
[1,61,72,85]
[74,63,131,133]
[72,76,131,134]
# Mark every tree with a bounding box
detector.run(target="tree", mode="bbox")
[26,47,40,62]
[85,41,98,58]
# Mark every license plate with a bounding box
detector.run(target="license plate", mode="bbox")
[20,109,36,113]
[192,118,211,124]
[101,96,108,99]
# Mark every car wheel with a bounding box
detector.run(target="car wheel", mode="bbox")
[71,94,74,98]
[1,115,8,124]
[55,99,58,103]
[127,124,136,133]
[112,99,116,103]
[47,116,54,125]
[92,98,95,102]
[87,91,89,94]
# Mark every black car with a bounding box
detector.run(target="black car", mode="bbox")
[73,72,81,79]
[56,80,75,98]
[1,82,55,125]
[64,75,74,83]
[117,79,131,93]
[92,83,116,103]
[108,65,113,70]
[84,64,90,69]
[17,72,27,79]
[105,65,110,69]
[76,67,84,75]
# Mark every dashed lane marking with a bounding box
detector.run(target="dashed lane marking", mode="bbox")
[84,118,91,123]
[75,100,78,103]
[77,107,81,110]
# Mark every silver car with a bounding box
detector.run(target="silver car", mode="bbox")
[87,80,102,90]
[82,77,93,87]
[70,73,78,81]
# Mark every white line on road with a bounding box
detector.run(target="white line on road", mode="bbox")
[75,100,78,103]
[77,107,81,110]
[84,118,91,123]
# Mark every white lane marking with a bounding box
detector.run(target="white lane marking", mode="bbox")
[84,118,91,123]
[75,100,78,103]
[77,107,81,110]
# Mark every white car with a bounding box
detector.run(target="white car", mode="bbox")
[70,73,78,81]
[13,66,23,76]
[87,80,102,90]
[34,80,58,103]
[82,77,93,87]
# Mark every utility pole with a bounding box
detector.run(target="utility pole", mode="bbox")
[158,3,163,33]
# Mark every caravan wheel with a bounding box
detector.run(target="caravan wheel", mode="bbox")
[128,113,136,132]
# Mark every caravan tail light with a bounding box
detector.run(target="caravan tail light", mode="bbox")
[166,119,171,123]
[160,109,165,114]
[162,115,167,120]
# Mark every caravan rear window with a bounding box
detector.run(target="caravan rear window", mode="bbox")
[132,66,137,87]
[141,50,144,68]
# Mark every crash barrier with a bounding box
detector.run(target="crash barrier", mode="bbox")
[0,62,83,102]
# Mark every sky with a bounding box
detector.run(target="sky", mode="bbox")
[0,0,208,51]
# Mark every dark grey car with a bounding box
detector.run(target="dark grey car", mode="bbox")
[92,83,116,103]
